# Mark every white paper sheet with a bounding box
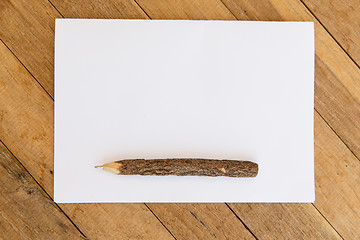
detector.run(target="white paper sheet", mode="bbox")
[54,19,314,203]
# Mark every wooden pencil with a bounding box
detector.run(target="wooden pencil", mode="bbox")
[95,158,258,178]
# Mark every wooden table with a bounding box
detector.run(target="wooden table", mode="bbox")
[0,0,359,239]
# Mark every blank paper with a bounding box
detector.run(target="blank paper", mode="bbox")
[54,19,314,203]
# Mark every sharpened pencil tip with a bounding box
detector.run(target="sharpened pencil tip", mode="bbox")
[94,165,103,168]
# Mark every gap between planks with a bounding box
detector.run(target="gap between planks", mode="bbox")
[225,203,259,240]
[298,0,360,71]
[144,203,177,239]
[311,204,345,240]
[48,0,65,18]
[0,39,53,101]
[133,0,152,19]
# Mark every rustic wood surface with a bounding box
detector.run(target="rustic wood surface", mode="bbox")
[0,0,359,239]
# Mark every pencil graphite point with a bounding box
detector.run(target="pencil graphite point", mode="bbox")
[94,165,103,168]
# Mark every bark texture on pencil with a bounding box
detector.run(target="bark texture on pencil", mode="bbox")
[96,159,258,178]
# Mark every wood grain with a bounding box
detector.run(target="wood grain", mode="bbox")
[228,203,341,240]
[135,0,235,20]
[50,0,148,19]
[0,41,173,240]
[314,112,360,239]
[0,42,54,194]
[0,142,85,239]
[59,203,173,240]
[0,0,61,97]
[222,0,360,162]
[302,0,360,65]
[147,203,255,239]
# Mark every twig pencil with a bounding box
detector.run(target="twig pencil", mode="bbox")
[95,158,258,177]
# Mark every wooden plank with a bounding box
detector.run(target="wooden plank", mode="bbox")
[222,0,360,162]
[0,142,85,239]
[314,112,360,239]
[302,0,360,66]
[50,0,148,19]
[147,203,255,239]
[60,203,173,239]
[0,0,147,98]
[134,0,235,19]
[0,42,173,240]
[228,203,341,240]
